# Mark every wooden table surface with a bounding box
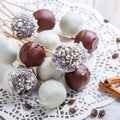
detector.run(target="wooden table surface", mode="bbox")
[69,0,120,29]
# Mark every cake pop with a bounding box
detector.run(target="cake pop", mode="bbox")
[37,57,63,81]
[33,9,55,32]
[19,41,46,67]
[65,64,90,91]
[38,80,66,108]
[35,30,61,56]
[74,30,99,53]
[0,34,18,65]
[8,65,37,97]
[11,13,36,38]
[52,43,89,72]
[60,12,83,37]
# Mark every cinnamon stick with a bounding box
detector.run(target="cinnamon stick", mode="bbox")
[99,81,120,98]
[104,76,120,86]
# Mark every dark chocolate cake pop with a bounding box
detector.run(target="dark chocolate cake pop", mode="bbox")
[8,66,37,97]
[65,64,90,91]
[74,30,99,53]
[11,14,36,38]
[19,41,46,67]
[33,9,55,32]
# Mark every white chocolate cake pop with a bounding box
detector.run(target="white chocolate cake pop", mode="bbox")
[0,35,18,64]
[35,30,61,55]
[52,42,89,72]
[38,80,66,108]
[37,57,63,81]
[11,14,37,38]
[8,65,37,97]
[60,12,83,36]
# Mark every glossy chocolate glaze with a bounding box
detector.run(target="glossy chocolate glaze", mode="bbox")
[65,64,90,91]
[33,9,55,32]
[75,30,99,53]
[19,41,46,67]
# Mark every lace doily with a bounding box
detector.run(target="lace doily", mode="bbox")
[0,0,120,120]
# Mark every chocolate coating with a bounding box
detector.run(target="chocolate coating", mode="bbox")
[65,64,90,91]
[75,30,99,53]
[33,9,55,32]
[19,41,46,67]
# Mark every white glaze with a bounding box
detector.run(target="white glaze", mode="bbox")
[60,12,83,37]
[35,30,61,56]
[38,80,66,108]
[0,35,19,64]
[37,57,63,81]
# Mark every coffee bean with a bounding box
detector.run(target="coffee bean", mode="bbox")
[99,109,105,117]
[104,19,109,23]
[91,109,98,117]
[112,53,119,59]
[69,107,76,113]
[0,116,5,120]
[60,101,66,107]
[23,103,32,110]
[116,38,120,43]
[68,99,75,105]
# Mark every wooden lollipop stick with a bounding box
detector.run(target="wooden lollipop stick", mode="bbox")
[1,30,26,44]
[3,19,10,22]
[1,29,53,55]
[0,17,11,30]
[16,58,25,66]
[0,9,12,19]
[1,30,10,38]
[45,49,53,55]
[104,76,120,86]
[1,0,34,12]
[1,2,15,17]
[99,81,120,98]
[10,64,14,67]
[58,33,74,40]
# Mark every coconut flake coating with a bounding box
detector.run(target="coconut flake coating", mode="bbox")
[11,14,36,38]
[52,43,89,72]
[8,66,37,97]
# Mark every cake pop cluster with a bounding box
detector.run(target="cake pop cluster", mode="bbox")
[0,5,99,109]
